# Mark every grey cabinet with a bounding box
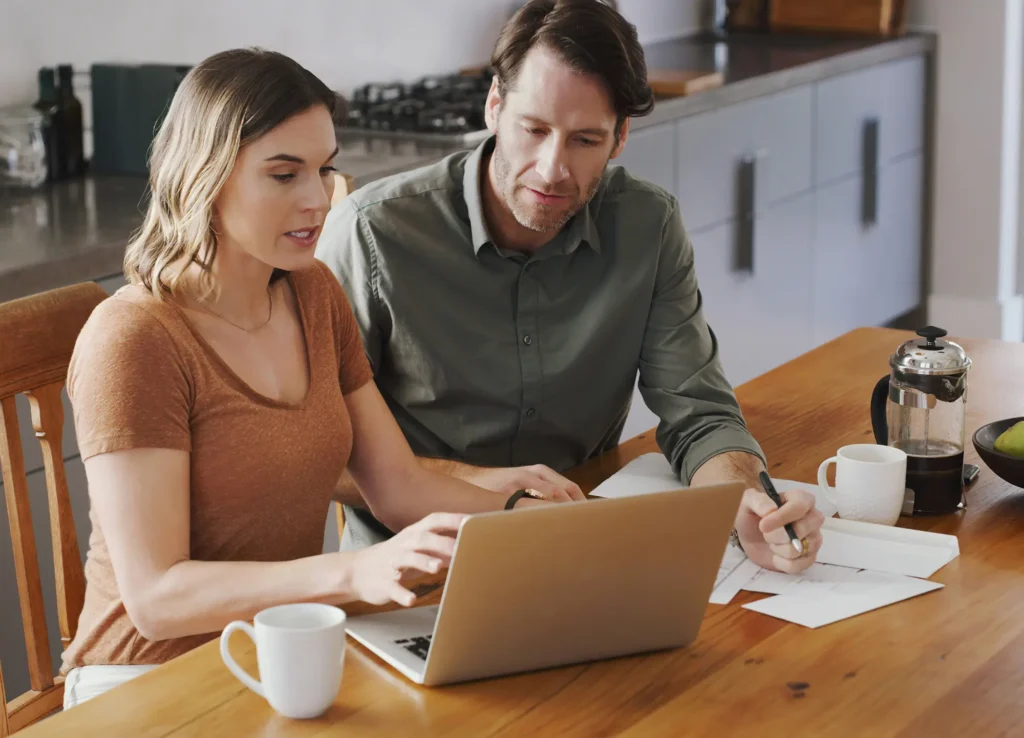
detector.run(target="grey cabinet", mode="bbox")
[614,121,676,194]
[814,55,925,186]
[811,55,926,345]
[813,153,924,343]
[812,174,870,342]
[691,192,815,386]
[875,154,925,322]
[676,85,813,232]
[672,84,815,384]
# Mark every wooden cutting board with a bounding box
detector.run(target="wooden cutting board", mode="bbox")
[647,69,725,97]
[769,0,897,35]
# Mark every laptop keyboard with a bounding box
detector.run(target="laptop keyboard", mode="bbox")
[394,635,432,661]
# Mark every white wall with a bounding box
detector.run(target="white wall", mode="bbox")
[908,0,1024,341]
[0,0,709,109]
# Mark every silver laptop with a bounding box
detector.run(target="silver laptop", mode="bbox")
[345,481,745,686]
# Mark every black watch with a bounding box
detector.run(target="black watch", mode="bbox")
[504,489,530,510]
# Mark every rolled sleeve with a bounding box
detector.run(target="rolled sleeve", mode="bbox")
[637,197,766,484]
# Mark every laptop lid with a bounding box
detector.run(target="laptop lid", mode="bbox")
[420,481,745,685]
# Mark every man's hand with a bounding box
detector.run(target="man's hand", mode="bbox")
[338,459,587,513]
[690,451,824,574]
[734,487,824,573]
[466,464,586,502]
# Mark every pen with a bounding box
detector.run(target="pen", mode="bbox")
[758,471,804,555]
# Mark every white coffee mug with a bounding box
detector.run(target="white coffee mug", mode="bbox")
[220,603,346,719]
[817,444,908,526]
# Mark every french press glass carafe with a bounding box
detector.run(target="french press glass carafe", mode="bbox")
[870,326,971,515]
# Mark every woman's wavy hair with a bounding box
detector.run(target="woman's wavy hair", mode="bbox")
[123,47,337,297]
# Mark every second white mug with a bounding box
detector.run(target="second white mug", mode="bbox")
[220,603,346,719]
[817,443,908,526]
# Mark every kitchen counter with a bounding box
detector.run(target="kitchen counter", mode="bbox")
[0,30,934,304]
[636,30,934,128]
[0,176,147,303]
[0,140,462,303]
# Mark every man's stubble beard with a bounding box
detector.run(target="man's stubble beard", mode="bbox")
[492,135,607,235]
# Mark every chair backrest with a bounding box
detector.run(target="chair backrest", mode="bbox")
[0,282,107,735]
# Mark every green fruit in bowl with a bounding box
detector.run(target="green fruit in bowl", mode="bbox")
[994,420,1024,458]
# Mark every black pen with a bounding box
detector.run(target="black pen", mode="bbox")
[758,471,804,555]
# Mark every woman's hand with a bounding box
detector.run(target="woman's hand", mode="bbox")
[348,512,467,606]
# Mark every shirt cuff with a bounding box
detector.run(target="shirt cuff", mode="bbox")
[675,425,766,485]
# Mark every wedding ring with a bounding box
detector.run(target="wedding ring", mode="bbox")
[799,537,810,556]
[524,488,545,499]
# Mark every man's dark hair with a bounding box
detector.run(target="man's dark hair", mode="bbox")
[490,0,655,136]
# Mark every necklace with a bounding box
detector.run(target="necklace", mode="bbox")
[191,285,274,332]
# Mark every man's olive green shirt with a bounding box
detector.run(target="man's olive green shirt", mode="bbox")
[316,136,764,547]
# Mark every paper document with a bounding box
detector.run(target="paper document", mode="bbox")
[588,454,685,498]
[590,453,838,518]
[738,562,937,599]
[594,454,955,624]
[741,563,865,596]
[709,543,761,605]
[742,571,943,628]
[817,517,959,578]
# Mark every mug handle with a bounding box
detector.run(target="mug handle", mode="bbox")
[817,456,840,507]
[220,621,264,698]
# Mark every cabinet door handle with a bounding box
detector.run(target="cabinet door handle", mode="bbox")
[736,155,756,273]
[862,117,880,226]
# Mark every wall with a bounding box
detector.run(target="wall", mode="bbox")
[0,0,709,108]
[907,0,1024,341]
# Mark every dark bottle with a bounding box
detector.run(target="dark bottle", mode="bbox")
[57,64,85,176]
[32,67,64,181]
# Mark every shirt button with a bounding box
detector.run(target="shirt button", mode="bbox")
[523,335,532,345]
[526,408,536,417]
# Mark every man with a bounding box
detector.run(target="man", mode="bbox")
[316,0,824,573]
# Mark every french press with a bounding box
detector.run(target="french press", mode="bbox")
[870,326,973,515]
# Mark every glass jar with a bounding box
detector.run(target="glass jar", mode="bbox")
[0,106,48,188]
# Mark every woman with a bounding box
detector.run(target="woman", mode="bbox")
[60,47,566,707]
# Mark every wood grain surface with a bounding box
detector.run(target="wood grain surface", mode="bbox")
[17,328,1024,738]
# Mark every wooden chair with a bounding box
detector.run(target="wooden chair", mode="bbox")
[0,282,107,735]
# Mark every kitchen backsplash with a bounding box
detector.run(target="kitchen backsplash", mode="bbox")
[0,0,712,109]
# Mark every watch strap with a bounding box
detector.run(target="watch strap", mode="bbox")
[505,489,530,510]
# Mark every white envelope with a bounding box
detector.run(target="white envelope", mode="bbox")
[816,517,960,578]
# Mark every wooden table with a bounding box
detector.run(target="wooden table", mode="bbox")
[20,328,1024,737]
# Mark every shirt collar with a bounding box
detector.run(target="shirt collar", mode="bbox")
[463,135,602,258]
[462,137,496,255]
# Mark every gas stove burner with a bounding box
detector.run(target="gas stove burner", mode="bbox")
[417,101,484,134]
[344,69,494,139]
